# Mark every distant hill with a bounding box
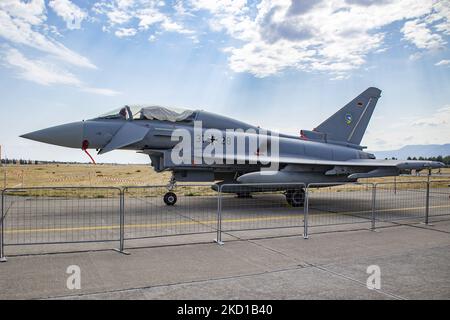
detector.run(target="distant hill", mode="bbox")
[372,144,450,160]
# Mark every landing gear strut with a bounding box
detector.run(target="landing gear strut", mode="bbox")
[285,189,305,207]
[164,175,177,206]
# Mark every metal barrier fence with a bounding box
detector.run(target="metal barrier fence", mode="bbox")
[306,183,375,230]
[122,185,217,246]
[429,180,450,221]
[1,180,449,260]
[0,187,122,260]
[373,181,428,223]
[217,183,306,243]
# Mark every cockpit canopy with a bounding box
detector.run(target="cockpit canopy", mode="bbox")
[96,105,197,122]
[95,105,256,131]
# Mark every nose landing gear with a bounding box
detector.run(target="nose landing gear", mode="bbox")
[164,175,177,206]
[163,192,177,206]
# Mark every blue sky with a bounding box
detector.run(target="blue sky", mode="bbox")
[0,0,449,164]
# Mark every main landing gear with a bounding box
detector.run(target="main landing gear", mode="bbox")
[163,176,177,206]
[285,189,305,207]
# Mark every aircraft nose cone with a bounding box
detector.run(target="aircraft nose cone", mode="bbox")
[20,122,84,148]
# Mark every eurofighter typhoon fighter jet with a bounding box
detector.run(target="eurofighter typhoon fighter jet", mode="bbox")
[21,87,444,206]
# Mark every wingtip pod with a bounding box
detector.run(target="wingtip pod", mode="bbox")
[429,161,446,169]
[398,160,446,170]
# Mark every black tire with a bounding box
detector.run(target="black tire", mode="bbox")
[286,189,305,207]
[163,192,177,206]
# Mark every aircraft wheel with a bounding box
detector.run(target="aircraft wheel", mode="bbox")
[163,192,177,206]
[286,189,305,207]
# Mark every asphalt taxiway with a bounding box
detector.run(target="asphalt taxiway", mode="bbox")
[0,218,449,299]
[0,188,449,299]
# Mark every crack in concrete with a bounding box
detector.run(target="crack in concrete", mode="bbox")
[43,264,313,300]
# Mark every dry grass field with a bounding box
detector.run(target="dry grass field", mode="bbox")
[0,164,170,189]
[0,164,216,197]
[0,164,449,197]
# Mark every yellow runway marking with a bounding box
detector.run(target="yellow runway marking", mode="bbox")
[315,204,450,215]
[3,204,450,235]
[3,216,302,234]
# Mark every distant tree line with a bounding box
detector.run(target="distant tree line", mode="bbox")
[1,159,91,165]
[2,156,449,166]
[406,155,450,165]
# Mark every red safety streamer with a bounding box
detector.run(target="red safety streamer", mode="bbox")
[82,140,96,165]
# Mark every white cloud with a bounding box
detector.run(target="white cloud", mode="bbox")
[190,0,450,78]
[412,106,450,127]
[364,105,450,150]
[428,1,450,35]
[0,2,124,96]
[115,27,137,37]
[48,0,87,30]
[1,47,120,96]
[401,19,446,50]
[0,0,95,69]
[190,0,248,16]
[435,59,450,66]
[190,0,256,41]
[88,0,450,78]
[94,0,195,38]
[409,52,423,61]
[160,19,194,34]
[174,0,195,17]
[2,0,449,81]
[93,1,133,25]
[0,0,46,25]
[137,7,166,29]
[80,87,121,96]
[1,46,82,86]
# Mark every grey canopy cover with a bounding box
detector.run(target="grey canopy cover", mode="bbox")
[140,106,195,122]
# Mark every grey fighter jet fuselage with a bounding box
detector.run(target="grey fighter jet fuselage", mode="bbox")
[21,87,444,206]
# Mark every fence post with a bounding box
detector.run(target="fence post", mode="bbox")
[119,189,125,252]
[113,188,129,255]
[425,180,430,225]
[303,185,309,239]
[394,176,397,195]
[215,186,224,245]
[371,184,377,231]
[0,190,6,262]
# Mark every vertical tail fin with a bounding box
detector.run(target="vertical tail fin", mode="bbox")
[314,87,381,146]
